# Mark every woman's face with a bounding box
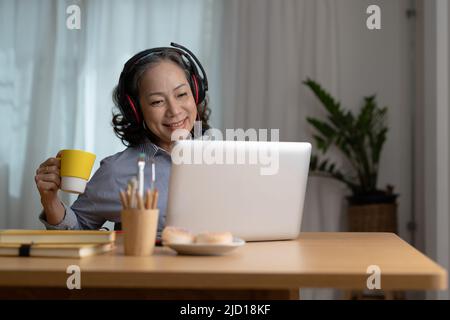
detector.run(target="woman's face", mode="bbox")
[138,60,197,151]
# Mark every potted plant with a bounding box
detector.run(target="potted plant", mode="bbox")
[303,78,398,233]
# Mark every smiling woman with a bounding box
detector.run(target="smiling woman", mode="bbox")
[35,43,211,233]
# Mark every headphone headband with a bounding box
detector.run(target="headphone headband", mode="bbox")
[169,42,209,92]
[125,43,208,89]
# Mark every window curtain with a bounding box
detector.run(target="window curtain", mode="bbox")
[0,0,222,229]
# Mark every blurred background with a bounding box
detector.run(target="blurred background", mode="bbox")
[0,0,448,299]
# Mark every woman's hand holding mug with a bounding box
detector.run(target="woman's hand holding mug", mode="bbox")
[35,149,96,225]
[35,151,62,199]
[35,151,65,225]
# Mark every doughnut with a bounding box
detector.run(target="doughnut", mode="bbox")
[195,231,233,245]
[161,226,195,245]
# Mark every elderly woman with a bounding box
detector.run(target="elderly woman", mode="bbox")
[34,43,211,233]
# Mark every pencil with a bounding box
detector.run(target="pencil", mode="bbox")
[127,182,132,196]
[130,177,138,208]
[125,192,131,209]
[148,190,154,209]
[152,188,159,209]
[126,182,132,208]
[145,189,151,209]
[119,190,128,209]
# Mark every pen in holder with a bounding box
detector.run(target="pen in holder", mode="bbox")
[119,158,159,256]
[121,208,159,256]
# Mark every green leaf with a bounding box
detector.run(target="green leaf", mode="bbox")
[307,117,337,139]
[318,159,329,171]
[312,135,327,152]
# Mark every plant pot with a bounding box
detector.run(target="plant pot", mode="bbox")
[347,203,398,233]
[346,193,398,205]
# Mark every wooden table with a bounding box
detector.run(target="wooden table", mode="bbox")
[0,233,446,299]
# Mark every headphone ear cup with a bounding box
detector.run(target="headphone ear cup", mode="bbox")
[190,74,206,105]
[196,76,206,105]
[189,74,199,105]
[126,94,142,123]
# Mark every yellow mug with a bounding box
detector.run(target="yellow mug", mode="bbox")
[58,149,96,194]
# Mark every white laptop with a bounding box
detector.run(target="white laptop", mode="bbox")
[166,140,311,241]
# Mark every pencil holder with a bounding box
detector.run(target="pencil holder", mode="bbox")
[121,208,159,256]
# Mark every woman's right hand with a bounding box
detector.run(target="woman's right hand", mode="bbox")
[35,151,62,200]
[35,151,66,225]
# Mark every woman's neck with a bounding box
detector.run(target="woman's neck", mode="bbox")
[154,140,172,154]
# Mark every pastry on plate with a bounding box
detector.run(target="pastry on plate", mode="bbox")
[161,226,195,245]
[195,231,233,245]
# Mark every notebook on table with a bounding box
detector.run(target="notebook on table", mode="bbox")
[0,242,114,258]
[0,230,115,244]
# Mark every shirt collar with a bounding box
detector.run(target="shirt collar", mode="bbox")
[139,139,171,159]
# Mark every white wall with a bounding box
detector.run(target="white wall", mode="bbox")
[421,0,450,300]
[336,0,414,243]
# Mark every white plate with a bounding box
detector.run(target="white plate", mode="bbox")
[165,238,245,256]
